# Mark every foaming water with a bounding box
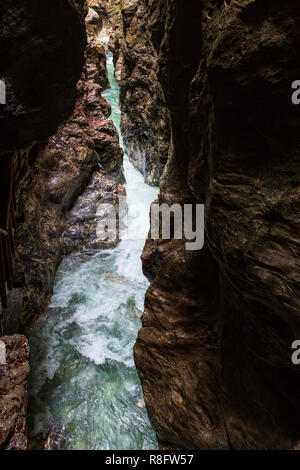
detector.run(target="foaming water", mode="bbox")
[28,58,158,450]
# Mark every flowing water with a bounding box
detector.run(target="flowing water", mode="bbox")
[28,58,158,450]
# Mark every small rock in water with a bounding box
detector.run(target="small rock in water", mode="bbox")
[105,273,136,287]
[130,306,143,320]
[44,424,69,450]
[137,398,145,408]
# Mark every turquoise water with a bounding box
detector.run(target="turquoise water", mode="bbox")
[28,58,158,450]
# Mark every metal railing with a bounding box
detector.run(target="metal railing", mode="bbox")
[0,152,26,322]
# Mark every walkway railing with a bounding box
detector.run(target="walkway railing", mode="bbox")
[0,152,26,320]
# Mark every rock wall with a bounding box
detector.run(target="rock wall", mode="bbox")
[135,0,300,450]
[3,4,124,334]
[0,0,87,154]
[104,0,171,186]
[0,335,29,450]
[0,0,124,449]
[0,0,88,450]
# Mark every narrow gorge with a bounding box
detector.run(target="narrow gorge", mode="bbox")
[28,55,158,450]
[0,0,300,452]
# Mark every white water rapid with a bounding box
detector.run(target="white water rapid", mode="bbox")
[28,57,159,450]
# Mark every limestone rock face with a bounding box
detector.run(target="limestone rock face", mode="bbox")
[135,0,300,450]
[1,1,124,450]
[0,0,88,153]
[105,0,171,186]
[85,3,109,89]
[0,335,29,450]
[0,1,89,450]
[3,5,124,333]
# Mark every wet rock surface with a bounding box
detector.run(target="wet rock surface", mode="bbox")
[105,0,171,186]
[3,5,124,334]
[44,424,69,450]
[1,0,299,453]
[85,6,109,89]
[0,0,125,451]
[0,1,90,451]
[135,0,300,450]
[0,0,87,154]
[28,423,69,450]
[0,335,29,450]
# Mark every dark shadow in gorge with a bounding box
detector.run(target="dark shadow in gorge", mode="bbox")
[134,0,300,451]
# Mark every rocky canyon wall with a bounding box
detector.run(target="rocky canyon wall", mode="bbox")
[0,0,88,450]
[0,0,87,154]
[134,0,300,450]
[1,0,300,452]
[3,2,124,334]
[0,335,29,450]
[0,0,124,448]
[4,41,124,335]
[103,0,171,186]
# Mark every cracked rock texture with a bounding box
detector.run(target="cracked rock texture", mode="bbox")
[0,335,29,450]
[135,0,300,450]
[0,0,89,450]
[4,4,124,334]
[104,0,171,186]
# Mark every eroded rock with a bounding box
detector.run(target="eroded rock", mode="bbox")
[135,0,300,450]
[0,0,88,153]
[0,335,29,450]
[4,2,124,334]
[105,0,171,186]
